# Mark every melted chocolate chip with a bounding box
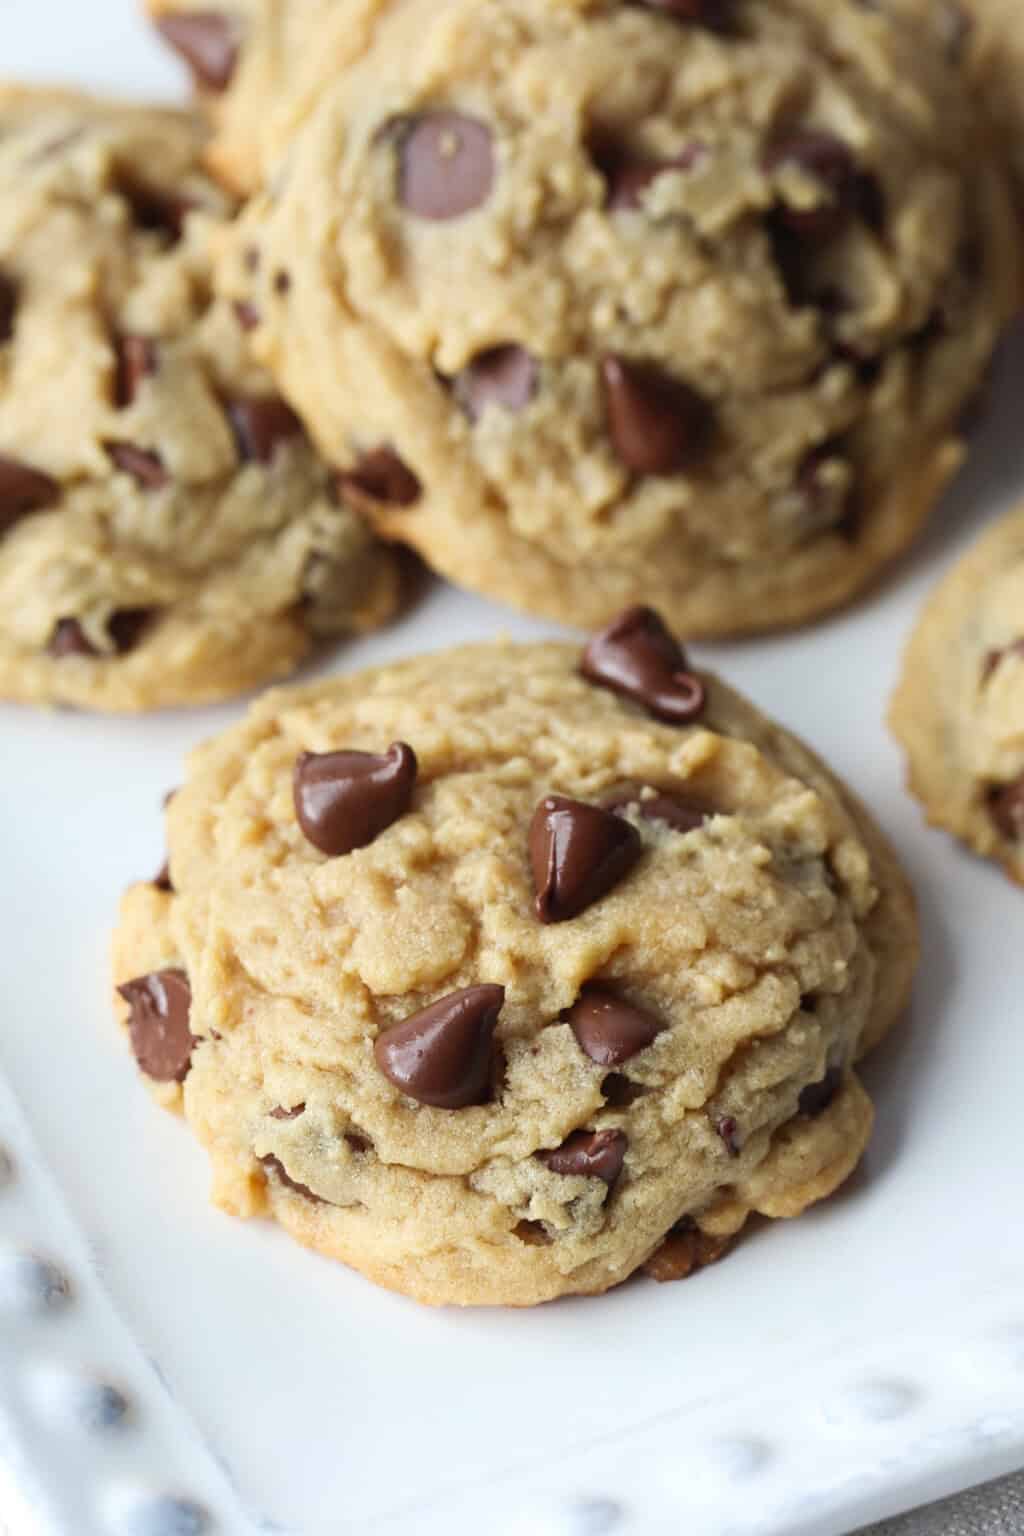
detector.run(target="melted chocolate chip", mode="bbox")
[988,777,1024,842]
[642,1223,732,1282]
[764,133,859,242]
[538,1129,627,1184]
[155,11,240,90]
[397,112,494,220]
[601,355,710,475]
[798,1066,842,1118]
[104,441,169,489]
[715,1114,741,1156]
[603,785,708,833]
[0,272,17,343]
[529,796,642,924]
[373,984,505,1108]
[269,1103,306,1121]
[336,447,421,509]
[117,969,195,1083]
[293,742,417,856]
[259,1154,321,1202]
[453,345,539,422]
[0,456,60,534]
[637,0,735,28]
[581,606,705,723]
[233,300,260,331]
[114,336,157,408]
[567,985,665,1067]
[227,397,302,464]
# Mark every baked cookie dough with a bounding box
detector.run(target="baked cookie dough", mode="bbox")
[0,89,397,713]
[890,505,1024,883]
[113,609,918,1306]
[221,0,1017,638]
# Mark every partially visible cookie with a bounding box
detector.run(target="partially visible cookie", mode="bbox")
[222,0,1017,638]
[113,610,918,1306]
[0,89,398,712]
[890,506,1024,882]
[963,0,1024,221]
[145,0,386,193]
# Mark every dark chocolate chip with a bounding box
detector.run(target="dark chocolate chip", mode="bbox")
[114,335,158,408]
[397,112,494,221]
[373,984,505,1109]
[0,456,60,534]
[269,1103,306,1120]
[597,140,706,212]
[567,985,665,1067]
[715,1114,741,1156]
[117,969,195,1083]
[453,345,539,422]
[798,1065,843,1118]
[258,1154,322,1202]
[336,447,421,509]
[0,271,17,343]
[581,606,705,723]
[155,12,240,90]
[601,355,710,475]
[104,441,169,489]
[764,133,859,242]
[988,777,1024,843]
[538,1128,627,1184]
[603,785,708,833]
[529,796,642,924]
[293,741,417,857]
[233,300,260,331]
[227,397,302,464]
[153,860,173,893]
[637,0,735,29]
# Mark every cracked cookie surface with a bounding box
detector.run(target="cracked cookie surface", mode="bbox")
[221,0,1016,637]
[0,88,397,712]
[891,504,1024,883]
[113,620,918,1306]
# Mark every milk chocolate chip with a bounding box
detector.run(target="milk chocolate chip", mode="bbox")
[373,984,505,1108]
[581,606,705,723]
[567,985,664,1066]
[603,785,708,833]
[337,447,421,508]
[538,1129,627,1184]
[114,336,157,408]
[602,356,710,475]
[529,796,642,923]
[155,12,240,90]
[293,742,417,856]
[105,442,168,489]
[398,112,494,220]
[117,969,195,1083]
[259,1155,321,1202]
[453,345,539,422]
[227,397,302,464]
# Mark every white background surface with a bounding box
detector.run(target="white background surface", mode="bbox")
[0,5,1023,1535]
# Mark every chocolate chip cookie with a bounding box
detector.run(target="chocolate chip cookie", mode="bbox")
[113,609,918,1306]
[0,89,397,712]
[221,0,1017,638]
[962,0,1024,223]
[891,506,1024,883]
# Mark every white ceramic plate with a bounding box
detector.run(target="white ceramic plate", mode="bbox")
[2,7,1023,1535]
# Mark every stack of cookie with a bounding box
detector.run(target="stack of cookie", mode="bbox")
[3,0,1022,1306]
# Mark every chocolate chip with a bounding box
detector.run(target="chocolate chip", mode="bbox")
[153,861,173,892]
[114,336,157,408]
[715,1114,741,1156]
[104,442,169,489]
[227,397,302,464]
[0,456,60,534]
[0,272,17,343]
[258,1154,321,1202]
[293,741,417,857]
[273,270,291,296]
[603,785,708,833]
[538,1129,627,1184]
[336,447,421,509]
[642,1222,732,1283]
[345,1130,372,1154]
[601,1073,646,1107]
[117,969,195,1083]
[269,1103,305,1120]
[529,796,642,924]
[155,12,240,90]
[764,133,859,242]
[49,608,154,659]
[567,985,664,1067]
[596,140,706,212]
[453,345,539,422]
[49,619,96,658]
[233,300,260,331]
[798,1066,842,1118]
[581,606,706,723]
[117,175,194,240]
[637,0,735,28]
[988,777,1024,842]
[397,112,494,221]
[601,355,710,475]
[373,984,505,1109]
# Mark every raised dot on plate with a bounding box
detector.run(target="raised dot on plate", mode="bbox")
[0,1249,70,1313]
[825,1379,920,1427]
[119,1496,208,1536]
[28,1362,129,1432]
